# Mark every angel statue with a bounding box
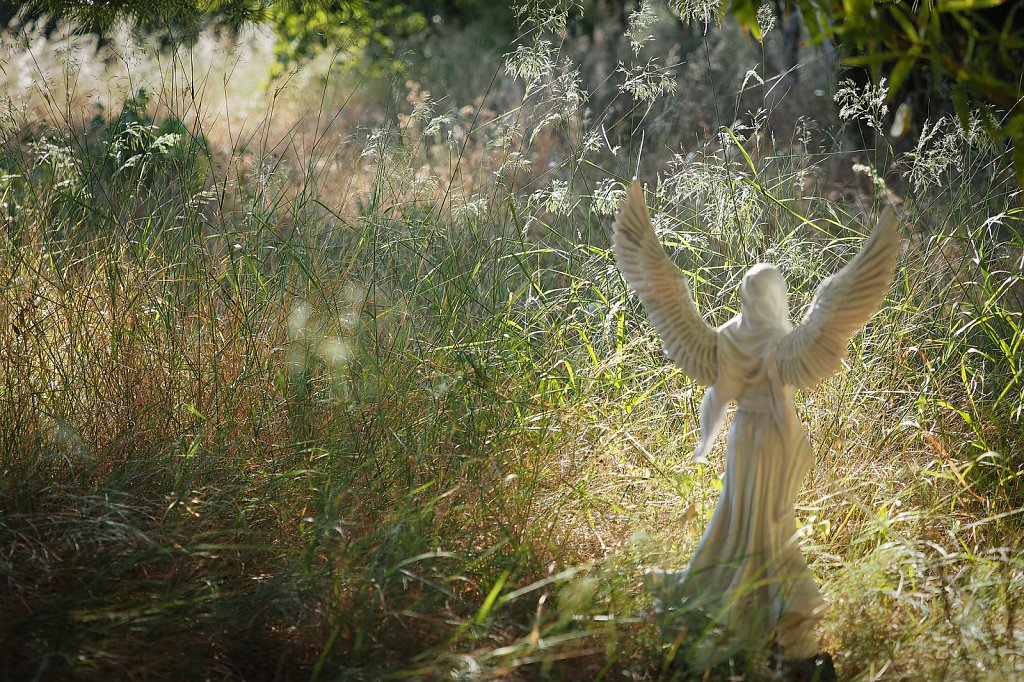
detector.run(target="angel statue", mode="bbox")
[612,180,900,673]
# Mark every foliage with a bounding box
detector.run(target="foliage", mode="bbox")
[0,0,275,40]
[268,1,516,76]
[0,0,516,72]
[271,2,423,73]
[726,0,1024,184]
[2,3,1024,680]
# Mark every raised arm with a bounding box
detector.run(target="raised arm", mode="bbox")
[612,180,719,387]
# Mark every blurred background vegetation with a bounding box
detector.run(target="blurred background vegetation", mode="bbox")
[5,0,1023,179]
[1,0,1022,680]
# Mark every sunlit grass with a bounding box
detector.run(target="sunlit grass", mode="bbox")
[1,7,1022,680]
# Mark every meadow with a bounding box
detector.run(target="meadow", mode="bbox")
[1,5,1022,680]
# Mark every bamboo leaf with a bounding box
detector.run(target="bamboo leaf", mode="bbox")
[938,0,1006,11]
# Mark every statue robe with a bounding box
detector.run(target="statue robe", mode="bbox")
[666,314,825,659]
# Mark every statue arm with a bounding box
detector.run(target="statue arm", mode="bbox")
[692,386,728,462]
[612,180,719,387]
[776,207,902,389]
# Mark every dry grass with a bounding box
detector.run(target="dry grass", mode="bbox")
[1,5,1022,680]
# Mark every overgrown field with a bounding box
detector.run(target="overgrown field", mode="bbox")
[1,7,1022,680]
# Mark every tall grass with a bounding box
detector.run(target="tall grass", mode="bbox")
[1,4,1022,680]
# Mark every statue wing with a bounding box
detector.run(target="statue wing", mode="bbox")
[612,180,718,387]
[776,207,901,389]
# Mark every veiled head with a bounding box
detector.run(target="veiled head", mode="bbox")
[740,263,790,327]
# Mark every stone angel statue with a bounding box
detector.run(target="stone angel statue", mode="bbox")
[612,180,901,665]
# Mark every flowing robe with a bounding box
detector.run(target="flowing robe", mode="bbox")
[666,315,825,659]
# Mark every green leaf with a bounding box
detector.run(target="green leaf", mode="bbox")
[843,50,903,67]
[797,0,834,43]
[888,49,921,97]
[888,5,921,43]
[952,85,971,133]
[938,0,1006,11]
[728,0,764,41]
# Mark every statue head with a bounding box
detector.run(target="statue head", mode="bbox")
[740,263,790,328]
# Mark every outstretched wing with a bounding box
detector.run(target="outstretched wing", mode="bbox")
[776,207,901,389]
[612,179,718,386]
